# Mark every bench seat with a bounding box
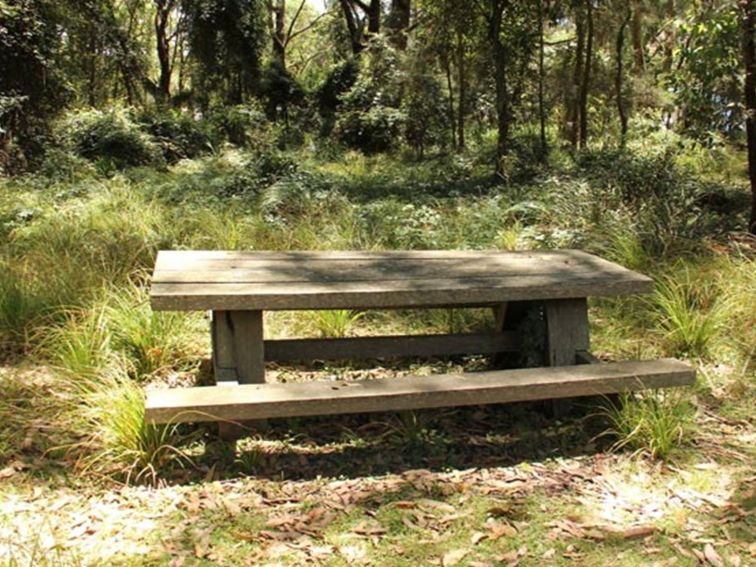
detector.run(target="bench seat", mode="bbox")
[145,358,695,424]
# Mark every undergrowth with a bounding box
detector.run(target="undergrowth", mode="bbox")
[0,139,751,482]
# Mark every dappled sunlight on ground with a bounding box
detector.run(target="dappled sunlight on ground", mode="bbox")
[1,445,753,565]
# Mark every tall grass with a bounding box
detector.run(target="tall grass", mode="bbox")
[306,310,365,338]
[602,391,694,460]
[64,369,193,485]
[650,266,727,359]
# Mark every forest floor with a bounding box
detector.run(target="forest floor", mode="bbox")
[0,144,755,565]
[0,364,754,566]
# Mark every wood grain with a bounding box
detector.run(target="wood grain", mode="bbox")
[145,358,696,424]
[150,249,653,311]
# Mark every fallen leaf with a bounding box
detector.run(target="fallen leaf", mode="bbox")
[442,548,468,566]
[471,531,488,545]
[703,543,724,567]
[542,548,556,559]
[489,522,518,540]
[0,466,16,479]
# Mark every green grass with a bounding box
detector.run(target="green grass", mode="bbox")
[601,391,695,460]
[64,369,194,485]
[651,266,728,359]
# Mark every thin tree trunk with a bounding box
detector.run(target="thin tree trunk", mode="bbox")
[663,0,675,74]
[272,0,286,67]
[490,0,511,173]
[88,31,98,107]
[339,0,364,55]
[366,0,380,35]
[537,0,547,159]
[155,0,174,102]
[616,1,631,147]
[387,0,410,49]
[443,55,456,149]
[631,0,645,73]
[578,0,593,149]
[456,29,466,150]
[742,0,756,234]
[568,4,585,148]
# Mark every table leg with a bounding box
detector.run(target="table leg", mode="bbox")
[212,310,265,384]
[544,298,590,416]
[211,310,265,441]
[544,298,590,366]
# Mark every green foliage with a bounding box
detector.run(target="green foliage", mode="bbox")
[184,0,267,106]
[306,310,364,338]
[602,391,694,460]
[68,369,192,485]
[139,110,214,163]
[669,5,742,140]
[209,101,270,147]
[105,282,201,379]
[334,43,407,153]
[59,108,163,170]
[0,0,72,162]
[651,267,726,359]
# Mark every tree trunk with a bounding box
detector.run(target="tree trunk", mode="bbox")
[489,1,511,173]
[387,0,410,49]
[742,0,756,234]
[630,0,645,73]
[443,55,456,149]
[339,0,364,55]
[366,0,381,35]
[537,0,547,159]
[456,29,466,150]
[568,4,585,148]
[155,0,174,102]
[578,0,593,149]
[616,1,631,147]
[271,0,286,67]
[662,0,675,74]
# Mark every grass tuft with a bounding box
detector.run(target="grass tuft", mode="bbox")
[66,369,193,485]
[650,267,726,359]
[601,391,694,460]
[306,309,365,338]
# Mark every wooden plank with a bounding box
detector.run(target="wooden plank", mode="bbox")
[155,249,611,266]
[151,272,652,311]
[264,331,519,362]
[152,252,639,284]
[544,298,590,366]
[145,358,696,424]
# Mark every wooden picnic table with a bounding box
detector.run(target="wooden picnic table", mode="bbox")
[146,249,695,427]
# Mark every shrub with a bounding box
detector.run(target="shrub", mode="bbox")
[139,110,214,163]
[58,108,163,170]
[208,102,270,147]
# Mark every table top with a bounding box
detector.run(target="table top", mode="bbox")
[149,249,653,311]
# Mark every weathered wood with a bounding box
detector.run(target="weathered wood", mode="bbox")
[145,358,696,424]
[211,310,265,384]
[150,250,653,311]
[151,274,650,311]
[264,331,519,362]
[544,298,590,366]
